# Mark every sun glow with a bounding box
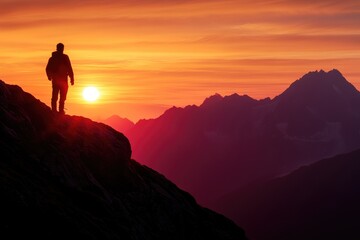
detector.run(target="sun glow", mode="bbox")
[83,86,100,102]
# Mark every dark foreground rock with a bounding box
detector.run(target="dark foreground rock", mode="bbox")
[0,80,246,240]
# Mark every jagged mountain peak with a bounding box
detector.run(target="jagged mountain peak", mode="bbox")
[0,79,246,239]
[299,69,349,86]
[106,114,134,124]
[278,69,359,100]
[301,68,344,79]
[201,93,223,106]
[201,93,257,108]
[102,114,135,133]
[268,70,360,137]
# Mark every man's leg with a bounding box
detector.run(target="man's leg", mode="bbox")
[59,82,69,114]
[51,83,60,112]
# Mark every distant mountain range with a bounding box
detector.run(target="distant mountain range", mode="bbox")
[0,80,246,239]
[120,69,360,206]
[103,115,134,134]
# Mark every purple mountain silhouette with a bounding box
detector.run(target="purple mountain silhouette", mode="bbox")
[102,114,134,134]
[216,148,360,240]
[125,69,360,208]
[0,80,246,239]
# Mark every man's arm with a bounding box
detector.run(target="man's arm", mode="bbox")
[45,57,53,80]
[66,55,74,85]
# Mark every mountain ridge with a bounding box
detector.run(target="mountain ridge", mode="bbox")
[124,69,360,207]
[215,148,360,240]
[102,114,135,134]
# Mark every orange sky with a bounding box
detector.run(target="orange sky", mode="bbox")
[1,0,359,122]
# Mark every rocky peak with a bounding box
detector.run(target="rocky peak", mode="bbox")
[201,93,223,107]
[102,114,135,133]
[277,69,359,100]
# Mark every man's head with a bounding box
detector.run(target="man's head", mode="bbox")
[56,43,64,53]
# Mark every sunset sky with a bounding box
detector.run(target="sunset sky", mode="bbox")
[1,0,359,122]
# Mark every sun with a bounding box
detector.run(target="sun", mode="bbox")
[82,86,100,102]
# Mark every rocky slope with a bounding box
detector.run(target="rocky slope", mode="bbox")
[0,80,246,240]
[216,149,360,240]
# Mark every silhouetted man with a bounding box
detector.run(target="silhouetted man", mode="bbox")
[46,43,74,114]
